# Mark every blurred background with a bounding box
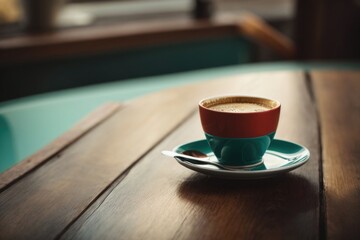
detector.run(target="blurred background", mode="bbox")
[0,0,359,101]
[0,0,359,172]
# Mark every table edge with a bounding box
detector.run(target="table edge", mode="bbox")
[0,102,122,191]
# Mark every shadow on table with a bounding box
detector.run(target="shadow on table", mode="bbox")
[177,172,319,236]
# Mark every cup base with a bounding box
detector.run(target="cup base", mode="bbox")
[221,158,264,169]
[205,132,275,168]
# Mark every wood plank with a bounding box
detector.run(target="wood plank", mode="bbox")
[0,71,270,239]
[61,71,320,240]
[0,102,121,191]
[238,12,295,59]
[0,18,237,64]
[312,70,360,239]
[0,14,294,64]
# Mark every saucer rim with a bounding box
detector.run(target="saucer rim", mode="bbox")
[172,139,310,176]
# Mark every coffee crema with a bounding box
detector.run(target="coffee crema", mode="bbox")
[208,102,270,113]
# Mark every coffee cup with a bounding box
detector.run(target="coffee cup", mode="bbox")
[199,96,281,168]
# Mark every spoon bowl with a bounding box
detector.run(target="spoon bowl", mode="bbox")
[161,150,251,170]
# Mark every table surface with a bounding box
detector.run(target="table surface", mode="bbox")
[0,69,359,239]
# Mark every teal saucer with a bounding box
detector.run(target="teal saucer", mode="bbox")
[172,139,310,179]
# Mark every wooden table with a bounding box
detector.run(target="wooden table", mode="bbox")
[0,70,359,239]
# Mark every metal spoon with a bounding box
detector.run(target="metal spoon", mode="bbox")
[161,150,241,170]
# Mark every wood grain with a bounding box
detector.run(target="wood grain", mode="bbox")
[312,70,360,239]
[0,71,274,239]
[0,102,121,191]
[61,72,320,240]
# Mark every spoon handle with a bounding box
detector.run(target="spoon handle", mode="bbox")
[162,150,234,170]
[161,150,210,162]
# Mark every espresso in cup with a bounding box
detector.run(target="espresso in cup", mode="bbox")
[209,102,270,113]
[199,96,280,168]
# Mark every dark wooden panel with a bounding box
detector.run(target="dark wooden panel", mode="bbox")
[295,0,360,59]
[61,72,320,240]
[0,102,121,191]
[0,71,280,239]
[312,70,360,239]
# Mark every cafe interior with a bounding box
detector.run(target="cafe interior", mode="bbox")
[0,0,359,239]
